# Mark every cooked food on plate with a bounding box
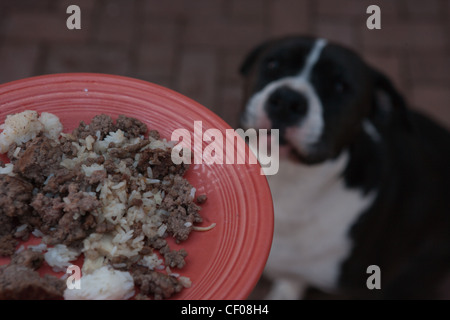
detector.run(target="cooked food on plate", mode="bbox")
[0,110,211,300]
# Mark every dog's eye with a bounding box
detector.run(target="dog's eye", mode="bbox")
[265,58,281,73]
[334,78,349,94]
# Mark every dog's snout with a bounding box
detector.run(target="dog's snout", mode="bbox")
[266,86,308,126]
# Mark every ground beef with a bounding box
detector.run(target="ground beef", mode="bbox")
[72,114,116,140]
[0,175,34,218]
[42,167,92,196]
[110,255,140,270]
[161,176,203,243]
[42,168,76,194]
[137,148,189,180]
[103,159,117,174]
[50,204,98,246]
[132,266,184,300]
[94,221,115,234]
[148,130,160,140]
[115,115,147,138]
[31,193,65,226]
[0,264,64,300]
[31,183,100,246]
[129,198,143,207]
[59,136,78,159]
[146,236,167,250]
[0,214,16,255]
[0,235,17,257]
[196,194,208,204]
[64,184,100,216]
[46,211,95,246]
[13,224,30,241]
[108,140,150,159]
[84,155,105,166]
[13,136,63,184]
[0,209,15,236]
[160,246,187,269]
[10,249,44,270]
[166,210,194,243]
[87,170,107,185]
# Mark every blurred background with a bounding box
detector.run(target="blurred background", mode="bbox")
[0,0,449,130]
[0,0,449,299]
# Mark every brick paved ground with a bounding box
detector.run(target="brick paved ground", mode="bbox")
[0,0,449,129]
[0,0,449,299]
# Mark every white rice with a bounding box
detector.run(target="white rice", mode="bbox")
[85,135,95,151]
[189,187,196,199]
[178,276,192,288]
[15,224,28,233]
[0,110,63,154]
[138,253,164,270]
[43,173,55,185]
[32,229,45,238]
[81,163,105,177]
[28,243,48,253]
[39,112,63,140]
[12,147,21,158]
[44,244,81,272]
[0,163,15,176]
[15,245,25,254]
[63,266,135,300]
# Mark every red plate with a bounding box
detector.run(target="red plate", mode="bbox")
[0,73,273,300]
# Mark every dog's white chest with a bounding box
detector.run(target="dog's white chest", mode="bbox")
[265,152,376,291]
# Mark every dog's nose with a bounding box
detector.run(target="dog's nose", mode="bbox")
[266,86,308,126]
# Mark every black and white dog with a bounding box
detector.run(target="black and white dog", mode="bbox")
[240,36,450,299]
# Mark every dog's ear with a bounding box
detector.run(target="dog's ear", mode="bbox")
[239,41,271,77]
[370,67,411,129]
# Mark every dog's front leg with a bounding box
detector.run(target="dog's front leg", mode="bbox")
[265,278,307,300]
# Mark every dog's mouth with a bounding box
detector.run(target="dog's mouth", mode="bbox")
[281,139,310,163]
[262,128,328,165]
[263,129,305,163]
[241,112,326,164]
